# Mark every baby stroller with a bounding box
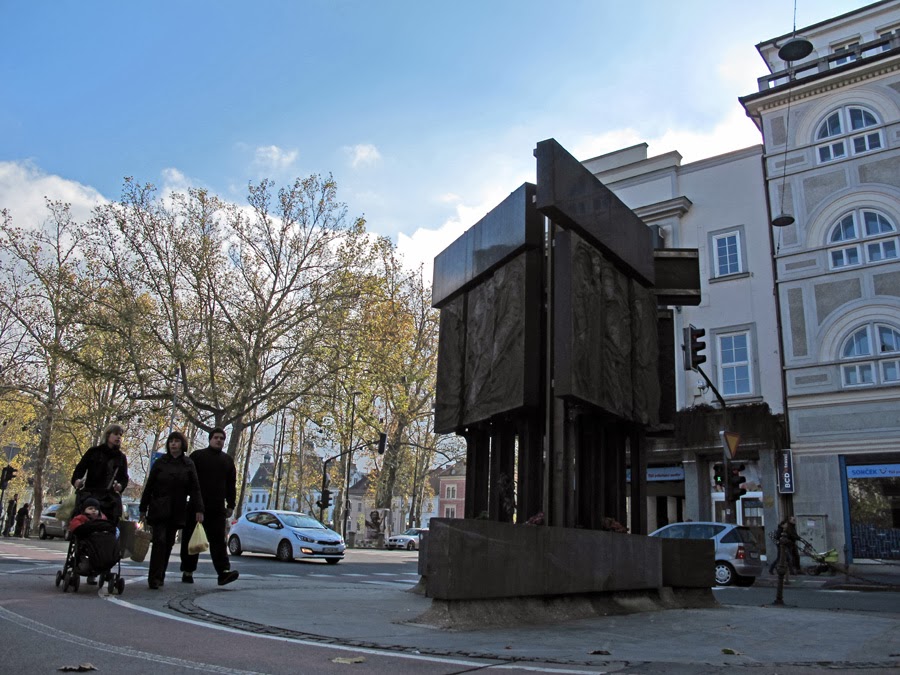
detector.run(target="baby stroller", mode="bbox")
[800,538,840,576]
[56,518,125,594]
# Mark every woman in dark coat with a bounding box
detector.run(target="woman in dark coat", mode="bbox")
[140,431,204,589]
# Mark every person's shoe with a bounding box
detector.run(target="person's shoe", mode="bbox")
[181,572,194,584]
[217,570,239,586]
[86,575,97,585]
[148,580,160,590]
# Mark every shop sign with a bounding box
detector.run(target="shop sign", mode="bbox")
[625,466,685,483]
[846,463,900,479]
[777,449,795,494]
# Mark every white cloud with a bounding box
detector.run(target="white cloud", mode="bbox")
[253,145,299,173]
[345,143,382,169]
[0,160,106,227]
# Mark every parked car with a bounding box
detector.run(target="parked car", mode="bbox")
[648,521,763,586]
[227,510,345,564]
[39,504,69,540]
[386,527,428,551]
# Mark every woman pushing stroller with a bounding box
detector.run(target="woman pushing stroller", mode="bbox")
[140,431,204,589]
[70,423,129,584]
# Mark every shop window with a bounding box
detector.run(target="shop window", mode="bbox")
[846,463,900,560]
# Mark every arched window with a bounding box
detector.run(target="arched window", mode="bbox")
[815,105,882,163]
[827,209,898,269]
[840,324,900,387]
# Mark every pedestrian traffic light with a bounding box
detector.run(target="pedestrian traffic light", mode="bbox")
[713,463,725,488]
[725,462,747,503]
[683,324,707,371]
[377,433,387,455]
[316,488,333,510]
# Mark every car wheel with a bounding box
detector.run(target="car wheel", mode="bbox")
[325,558,340,565]
[275,539,293,561]
[714,561,736,586]
[406,541,416,551]
[228,535,242,556]
[39,525,48,540]
[734,575,755,587]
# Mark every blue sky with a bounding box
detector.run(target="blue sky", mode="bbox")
[0,1,869,278]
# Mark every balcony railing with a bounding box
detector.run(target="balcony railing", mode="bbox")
[757,32,900,92]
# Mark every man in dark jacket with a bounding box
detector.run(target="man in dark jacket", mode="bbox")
[3,494,17,536]
[71,423,129,524]
[180,427,239,586]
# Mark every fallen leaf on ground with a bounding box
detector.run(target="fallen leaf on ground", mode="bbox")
[332,656,366,664]
[590,650,611,655]
[58,665,97,672]
[722,648,742,655]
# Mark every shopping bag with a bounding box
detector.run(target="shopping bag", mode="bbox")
[188,523,209,555]
[57,490,78,522]
[130,524,151,562]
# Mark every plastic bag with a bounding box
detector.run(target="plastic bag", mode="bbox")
[57,490,78,522]
[188,523,209,555]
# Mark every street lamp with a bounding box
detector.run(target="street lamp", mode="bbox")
[343,391,361,540]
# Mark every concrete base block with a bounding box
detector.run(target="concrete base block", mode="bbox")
[411,588,719,630]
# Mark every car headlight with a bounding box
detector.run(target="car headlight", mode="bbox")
[294,533,314,543]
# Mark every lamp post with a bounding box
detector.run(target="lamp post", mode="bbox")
[343,391,361,541]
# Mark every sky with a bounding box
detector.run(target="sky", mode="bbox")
[0,0,871,283]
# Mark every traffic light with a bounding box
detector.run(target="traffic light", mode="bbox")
[377,433,387,455]
[0,465,16,489]
[316,488,333,510]
[725,462,747,503]
[713,462,725,488]
[683,324,707,371]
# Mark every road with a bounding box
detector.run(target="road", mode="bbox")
[2,537,898,674]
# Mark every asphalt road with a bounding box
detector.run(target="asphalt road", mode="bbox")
[2,537,898,675]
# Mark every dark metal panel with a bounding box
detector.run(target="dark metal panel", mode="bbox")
[653,249,702,306]
[432,183,542,308]
[535,138,654,286]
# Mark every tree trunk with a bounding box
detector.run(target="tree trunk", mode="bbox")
[30,396,56,535]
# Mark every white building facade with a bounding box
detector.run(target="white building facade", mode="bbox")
[740,0,900,562]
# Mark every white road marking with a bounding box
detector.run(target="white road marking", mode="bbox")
[0,605,266,674]
[102,596,607,674]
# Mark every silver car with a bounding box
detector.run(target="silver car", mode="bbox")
[386,527,427,551]
[649,521,763,586]
[39,504,69,540]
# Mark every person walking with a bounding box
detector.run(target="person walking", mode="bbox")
[770,515,802,575]
[71,423,129,583]
[180,427,238,586]
[139,431,204,590]
[3,493,17,537]
[13,503,29,537]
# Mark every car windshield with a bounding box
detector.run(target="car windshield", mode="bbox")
[402,528,421,536]
[279,513,325,530]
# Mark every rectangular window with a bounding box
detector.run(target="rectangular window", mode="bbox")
[445,485,456,499]
[713,232,742,276]
[882,360,900,383]
[830,246,861,269]
[831,41,859,66]
[818,141,846,163]
[719,332,751,396]
[843,363,874,386]
[852,132,882,154]
[867,239,898,262]
[444,506,456,518]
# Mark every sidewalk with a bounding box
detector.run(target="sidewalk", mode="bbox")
[170,576,900,670]
[754,562,900,592]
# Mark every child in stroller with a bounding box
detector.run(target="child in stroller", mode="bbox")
[56,498,125,595]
